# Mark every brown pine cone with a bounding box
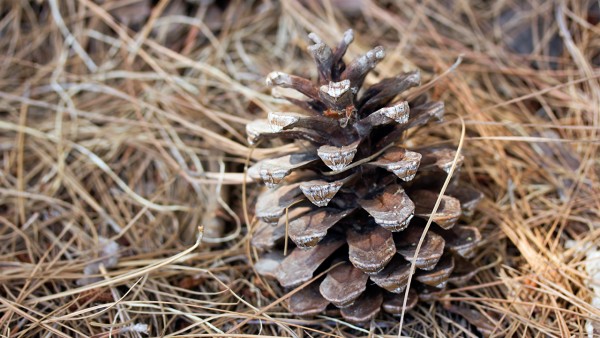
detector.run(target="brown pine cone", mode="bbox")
[247,30,484,323]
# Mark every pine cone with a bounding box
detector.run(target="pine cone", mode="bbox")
[247,30,484,323]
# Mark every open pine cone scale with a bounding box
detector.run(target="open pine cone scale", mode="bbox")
[248,30,484,323]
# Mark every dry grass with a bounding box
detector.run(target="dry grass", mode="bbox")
[0,0,599,337]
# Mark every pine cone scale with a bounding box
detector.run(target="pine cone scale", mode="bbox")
[347,225,396,274]
[275,236,344,288]
[382,289,418,315]
[369,256,412,293]
[317,141,360,171]
[340,288,383,323]
[288,207,352,248]
[415,254,455,287]
[358,185,415,231]
[289,282,329,316]
[395,224,445,270]
[319,262,368,308]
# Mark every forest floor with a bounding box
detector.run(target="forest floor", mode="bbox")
[0,1,599,337]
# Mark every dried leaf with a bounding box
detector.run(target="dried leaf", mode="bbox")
[347,225,396,274]
[275,236,344,288]
[359,185,415,231]
[319,262,368,308]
